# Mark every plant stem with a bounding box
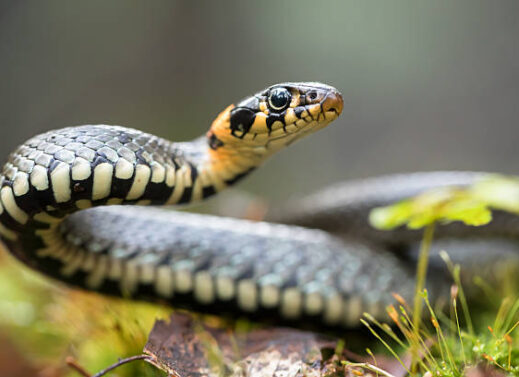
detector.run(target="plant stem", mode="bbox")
[411,223,435,373]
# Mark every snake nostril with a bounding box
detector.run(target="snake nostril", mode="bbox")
[308,90,318,100]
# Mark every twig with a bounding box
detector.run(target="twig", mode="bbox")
[66,356,91,377]
[92,355,151,377]
[67,354,152,377]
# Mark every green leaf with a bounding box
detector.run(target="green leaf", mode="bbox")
[369,186,493,231]
[369,201,414,230]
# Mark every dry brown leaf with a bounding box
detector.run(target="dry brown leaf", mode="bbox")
[143,314,339,377]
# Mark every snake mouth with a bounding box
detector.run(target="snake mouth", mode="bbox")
[265,119,325,149]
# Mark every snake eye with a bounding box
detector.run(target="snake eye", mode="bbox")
[268,88,291,111]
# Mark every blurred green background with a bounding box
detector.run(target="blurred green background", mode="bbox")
[2,1,519,203]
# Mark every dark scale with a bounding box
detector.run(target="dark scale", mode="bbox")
[294,106,306,119]
[202,185,216,198]
[71,168,95,202]
[177,187,193,204]
[266,112,286,133]
[12,185,48,216]
[142,182,175,205]
[108,175,134,201]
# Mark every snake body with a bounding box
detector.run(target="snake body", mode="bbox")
[1,82,518,329]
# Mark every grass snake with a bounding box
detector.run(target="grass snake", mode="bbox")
[1,82,517,330]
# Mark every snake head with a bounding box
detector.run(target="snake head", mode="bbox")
[207,82,343,157]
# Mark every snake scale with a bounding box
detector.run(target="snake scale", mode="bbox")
[1,82,518,330]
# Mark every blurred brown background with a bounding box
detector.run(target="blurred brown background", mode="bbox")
[1,1,518,202]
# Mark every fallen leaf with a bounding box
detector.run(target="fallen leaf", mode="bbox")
[144,313,338,377]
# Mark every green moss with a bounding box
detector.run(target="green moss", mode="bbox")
[0,251,169,376]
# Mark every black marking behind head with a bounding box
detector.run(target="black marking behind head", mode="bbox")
[230,107,256,139]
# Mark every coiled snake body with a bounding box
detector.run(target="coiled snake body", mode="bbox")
[1,82,518,329]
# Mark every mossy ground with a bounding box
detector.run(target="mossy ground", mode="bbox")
[0,249,169,377]
[2,248,519,377]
